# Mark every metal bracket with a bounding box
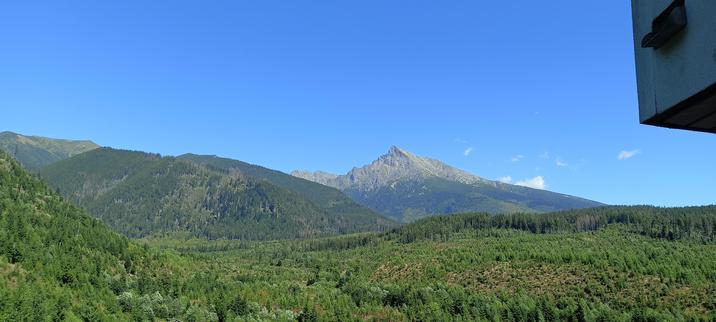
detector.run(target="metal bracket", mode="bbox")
[641,0,687,49]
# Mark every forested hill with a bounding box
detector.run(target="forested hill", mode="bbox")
[0,148,300,321]
[0,148,137,319]
[39,148,393,239]
[178,153,387,226]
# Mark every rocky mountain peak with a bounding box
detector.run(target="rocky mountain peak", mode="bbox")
[387,145,410,158]
[293,146,484,192]
[294,146,603,221]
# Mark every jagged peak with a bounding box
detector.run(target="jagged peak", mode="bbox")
[387,145,409,157]
[388,145,427,161]
[292,146,486,191]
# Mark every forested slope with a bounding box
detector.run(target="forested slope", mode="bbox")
[41,148,392,240]
[0,149,210,320]
[386,205,716,243]
[0,149,136,320]
[179,153,392,229]
[0,149,309,321]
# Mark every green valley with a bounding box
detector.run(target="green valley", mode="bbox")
[145,206,716,321]
[4,1,715,320]
[2,147,716,320]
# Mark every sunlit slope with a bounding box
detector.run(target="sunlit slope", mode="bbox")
[0,148,136,319]
[41,148,393,239]
[179,153,393,229]
[0,131,98,171]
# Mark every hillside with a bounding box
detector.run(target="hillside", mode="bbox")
[5,144,716,320]
[0,148,137,319]
[0,131,98,171]
[178,153,387,225]
[40,148,392,239]
[0,148,311,321]
[293,146,603,222]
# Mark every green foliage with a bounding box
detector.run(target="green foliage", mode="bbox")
[297,304,318,322]
[41,148,392,240]
[146,206,716,321]
[0,150,292,320]
[178,153,391,231]
[386,206,716,243]
[5,146,716,321]
[0,149,130,320]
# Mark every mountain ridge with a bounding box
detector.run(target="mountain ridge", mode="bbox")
[292,146,603,222]
[293,146,484,191]
[177,153,393,226]
[0,131,99,171]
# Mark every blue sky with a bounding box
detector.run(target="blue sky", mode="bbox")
[1,1,714,206]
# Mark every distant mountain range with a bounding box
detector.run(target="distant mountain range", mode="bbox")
[293,146,603,222]
[0,131,602,238]
[0,131,98,171]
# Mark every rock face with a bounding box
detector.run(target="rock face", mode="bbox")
[293,146,483,191]
[292,146,604,222]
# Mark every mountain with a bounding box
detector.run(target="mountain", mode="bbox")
[40,148,393,239]
[0,131,99,171]
[292,146,485,190]
[292,146,603,222]
[177,153,388,225]
[4,144,714,320]
[0,145,301,321]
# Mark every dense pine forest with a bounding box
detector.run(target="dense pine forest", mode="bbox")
[2,149,716,320]
[0,150,253,320]
[148,207,716,321]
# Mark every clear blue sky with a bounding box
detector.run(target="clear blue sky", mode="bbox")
[1,1,714,207]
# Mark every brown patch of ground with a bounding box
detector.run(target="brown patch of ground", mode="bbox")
[370,262,425,283]
[0,262,26,289]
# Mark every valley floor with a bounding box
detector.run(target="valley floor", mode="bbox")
[143,224,716,321]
